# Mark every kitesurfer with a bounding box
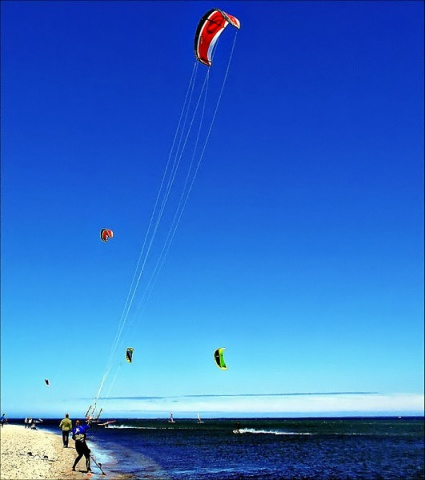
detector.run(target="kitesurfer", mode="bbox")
[71,417,92,473]
[59,413,73,448]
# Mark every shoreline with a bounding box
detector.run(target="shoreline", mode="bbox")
[0,424,129,479]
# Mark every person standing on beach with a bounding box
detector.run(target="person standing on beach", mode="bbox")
[0,413,7,427]
[71,417,92,473]
[59,413,73,448]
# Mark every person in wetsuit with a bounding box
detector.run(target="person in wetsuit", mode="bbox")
[71,417,92,473]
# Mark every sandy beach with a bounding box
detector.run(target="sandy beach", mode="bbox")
[0,424,106,480]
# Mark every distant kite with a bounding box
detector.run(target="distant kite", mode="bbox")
[45,379,50,386]
[100,229,114,242]
[214,348,228,370]
[194,9,240,67]
[126,348,134,363]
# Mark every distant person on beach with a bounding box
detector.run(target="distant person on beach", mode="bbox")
[24,417,29,429]
[0,413,7,427]
[59,413,73,448]
[30,422,37,430]
[71,417,92,473]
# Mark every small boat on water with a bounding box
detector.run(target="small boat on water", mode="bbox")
[197,413,204,424]
[168,413,175,423]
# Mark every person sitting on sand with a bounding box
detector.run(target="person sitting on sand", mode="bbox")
[30,422,37,430]
[71,417,92,473]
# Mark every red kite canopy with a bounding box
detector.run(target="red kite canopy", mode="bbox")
[100,229,114,242]
[194,9,240,67]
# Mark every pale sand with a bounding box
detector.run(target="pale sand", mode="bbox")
[0,424,124,479]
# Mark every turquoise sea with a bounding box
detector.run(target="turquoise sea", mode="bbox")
[40,417,424,479]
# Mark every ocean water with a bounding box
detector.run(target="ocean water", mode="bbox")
[41,417,424,479]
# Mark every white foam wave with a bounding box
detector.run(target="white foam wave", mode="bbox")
[107,424,168,430]
[236,428,312,436]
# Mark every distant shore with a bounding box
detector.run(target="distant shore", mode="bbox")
[0,423,132,479]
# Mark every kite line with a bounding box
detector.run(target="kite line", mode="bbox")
[91,11,240,410]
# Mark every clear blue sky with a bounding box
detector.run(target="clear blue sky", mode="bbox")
[1,1,423,419]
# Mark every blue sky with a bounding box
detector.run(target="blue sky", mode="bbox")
[1,1,423,419]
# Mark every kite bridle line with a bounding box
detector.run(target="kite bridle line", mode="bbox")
[92,29,239,410]
[92,64,207,407]
[92,62,200,405]
[105,62,200,369]
[121,31,238,344]
[116,69,212,338]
